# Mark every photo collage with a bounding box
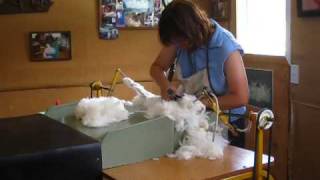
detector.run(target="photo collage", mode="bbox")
[99,0,163,40]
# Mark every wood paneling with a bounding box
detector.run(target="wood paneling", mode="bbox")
[244,55,290,180]
[0,0,161,92]
[290,0,320,179]
[291,102,320,179]
[0,0,162,117]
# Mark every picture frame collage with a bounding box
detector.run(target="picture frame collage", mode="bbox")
[99,0,164,40]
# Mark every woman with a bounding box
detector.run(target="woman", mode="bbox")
[150,0,249,147]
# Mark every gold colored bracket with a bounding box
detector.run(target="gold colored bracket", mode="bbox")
[89,68,127,98]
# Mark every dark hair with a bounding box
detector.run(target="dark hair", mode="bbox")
[159,0,214,50]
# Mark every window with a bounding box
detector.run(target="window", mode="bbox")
[236,0,287,56]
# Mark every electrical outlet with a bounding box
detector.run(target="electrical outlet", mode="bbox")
[290,64,299,84]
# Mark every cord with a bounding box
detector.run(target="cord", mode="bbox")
[267,126,273,179]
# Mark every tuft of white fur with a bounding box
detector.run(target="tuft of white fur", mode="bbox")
[123,78,228,160]
[131,94,208,132]
[75,97,129,127]
[123,77,155,98]
[175,129,228,160]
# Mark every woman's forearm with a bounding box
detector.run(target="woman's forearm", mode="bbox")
[150,63,170,92]
[217,93,248,110]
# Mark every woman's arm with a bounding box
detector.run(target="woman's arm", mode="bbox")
[217,51,249,110]
[150,45,177,100]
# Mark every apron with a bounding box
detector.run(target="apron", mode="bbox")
[175,64,229,139]
[175,65,211,95]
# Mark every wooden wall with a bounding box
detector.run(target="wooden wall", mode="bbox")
[290,0,320,179]
[0,0,162,117]
[0,0,220,117]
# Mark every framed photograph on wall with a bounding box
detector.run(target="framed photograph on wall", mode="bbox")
[30,31,71,61]
[211,0,230,21]
[298,0,320,17]
[99,0,119,39]
[99,0,163,34]
[246,68,273,110]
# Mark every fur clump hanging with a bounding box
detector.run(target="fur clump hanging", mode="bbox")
[74,97,129,127]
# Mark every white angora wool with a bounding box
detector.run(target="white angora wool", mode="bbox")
[123,77,228,160]
[74,97,129,127]
[131,94,209,132]
[172,129,227,160]
[123,77,155,97]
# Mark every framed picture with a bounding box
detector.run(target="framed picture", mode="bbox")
[99,0,163,35]
[0,0,53,14]
[30,31,71,61]
[211,0,230,21]
[298,0,320,17]
[246,68,273,110]
[99,0,119,39]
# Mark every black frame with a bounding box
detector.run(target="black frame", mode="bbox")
[297,0,320,17]
[29,31,72,61]
[246,68,273,110]
[211,0,231,21]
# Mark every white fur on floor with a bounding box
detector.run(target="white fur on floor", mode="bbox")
[74,97,129,127]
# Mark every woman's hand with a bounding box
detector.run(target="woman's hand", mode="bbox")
[161,86,178,101]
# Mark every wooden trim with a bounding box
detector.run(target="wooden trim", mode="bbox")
[0,80,154,92]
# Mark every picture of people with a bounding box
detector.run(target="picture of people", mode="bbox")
[122,0,160,27]
[99,0,165,32]
[116,9,126,27]
[99,0,119,39]
[30,31,71,61]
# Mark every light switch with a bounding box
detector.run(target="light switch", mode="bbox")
[290,64,299,84]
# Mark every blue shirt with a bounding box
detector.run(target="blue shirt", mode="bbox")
[177,19,246,119]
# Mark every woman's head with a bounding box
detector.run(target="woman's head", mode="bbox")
[158,0,213,51]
